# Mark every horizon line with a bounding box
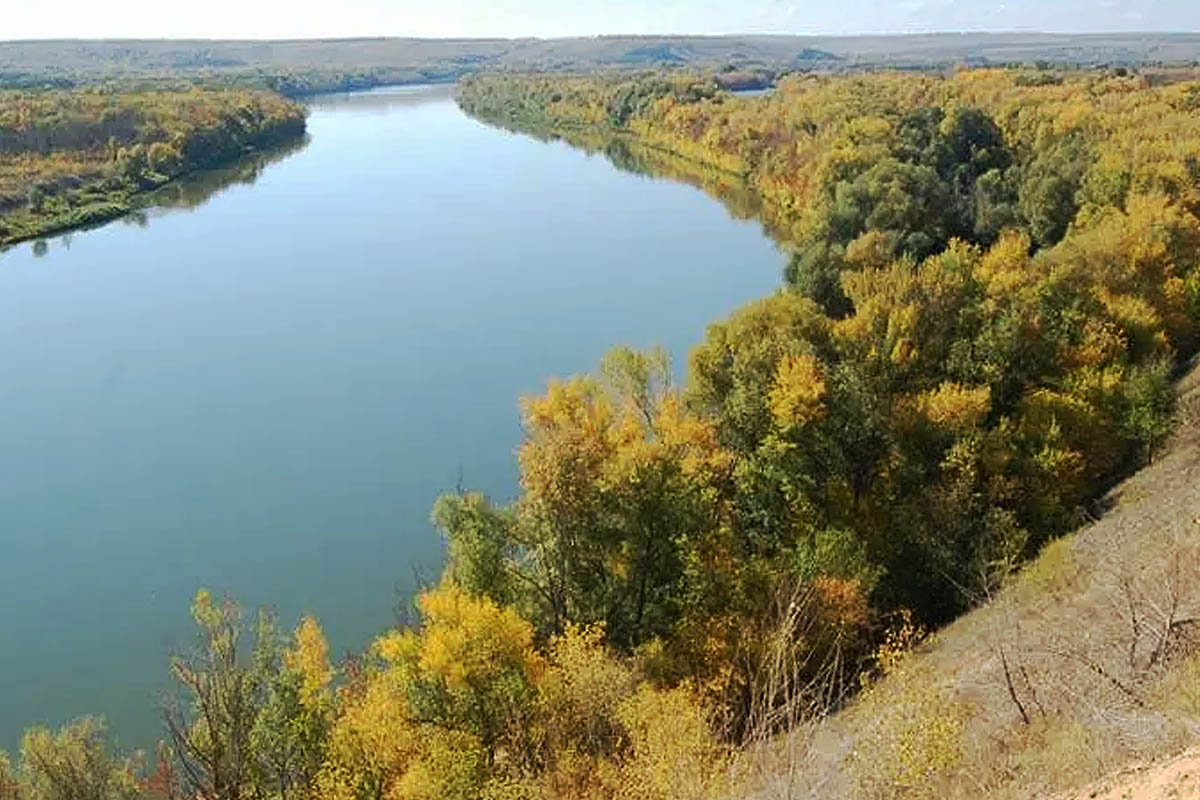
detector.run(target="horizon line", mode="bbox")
[2,29,1200,46]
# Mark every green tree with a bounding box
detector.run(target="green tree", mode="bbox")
[17,718,140,800]
[162,591,264,800]
[433,492,520,607]
[250,616,333,799]
[1018,135,1088,246]
[1120,358,1177,465]
[0,751,19,800]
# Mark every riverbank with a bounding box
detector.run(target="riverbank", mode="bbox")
[0,87,307,248]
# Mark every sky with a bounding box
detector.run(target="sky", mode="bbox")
[4,0,1199,40]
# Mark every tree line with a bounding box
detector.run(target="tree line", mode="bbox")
[0,87,307,246]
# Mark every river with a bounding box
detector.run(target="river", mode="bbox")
[0,84,782,751]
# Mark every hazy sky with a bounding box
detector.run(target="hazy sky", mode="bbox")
[5,0,1199,40]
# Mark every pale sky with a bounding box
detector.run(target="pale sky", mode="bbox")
[4,0,1199,40]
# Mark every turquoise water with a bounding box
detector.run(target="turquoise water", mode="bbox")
[0,85,782,751]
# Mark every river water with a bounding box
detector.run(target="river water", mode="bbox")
[0,85,782,751]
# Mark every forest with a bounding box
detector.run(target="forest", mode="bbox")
[0,87,306,246]
[5,67,1200,799]
[452,65,1200,622]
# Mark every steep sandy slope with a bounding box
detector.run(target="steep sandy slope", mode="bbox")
[1052,747,1200,800]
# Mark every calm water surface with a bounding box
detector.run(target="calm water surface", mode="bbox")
[0,85,781,750]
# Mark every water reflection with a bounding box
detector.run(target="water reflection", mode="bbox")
[599,138,769,228]
[464,109,791,243]
[306,84,456,114]
[6,136,311,259]
[145,135,311,216]
[16,85,452,260]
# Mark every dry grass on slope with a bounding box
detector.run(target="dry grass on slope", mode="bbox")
[736,357,1200,800]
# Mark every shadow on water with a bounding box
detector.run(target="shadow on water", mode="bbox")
[464,108,792,244]
[7,134,312,259]
[598,137,770,227]
[566,131,791,242]
[143,135,312,216]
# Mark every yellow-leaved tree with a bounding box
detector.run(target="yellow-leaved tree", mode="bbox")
[318,583,542,800]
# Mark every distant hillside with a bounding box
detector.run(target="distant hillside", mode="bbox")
[2,33,1200,93]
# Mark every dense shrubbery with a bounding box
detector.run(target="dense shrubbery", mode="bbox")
[0,589,728,800]
[0,87,306,245]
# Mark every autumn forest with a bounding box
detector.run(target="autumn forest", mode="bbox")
[5,64,1200,800]
[0,88,305,246]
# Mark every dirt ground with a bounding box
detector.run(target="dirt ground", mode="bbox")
[1053,748,1200,800]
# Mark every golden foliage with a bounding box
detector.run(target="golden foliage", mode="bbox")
[914,383,992,433]
[612,685,727,800]
[317,668,422,800]
[768,353,827,430]
[287,616,334,710]
[415,583,542,693]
